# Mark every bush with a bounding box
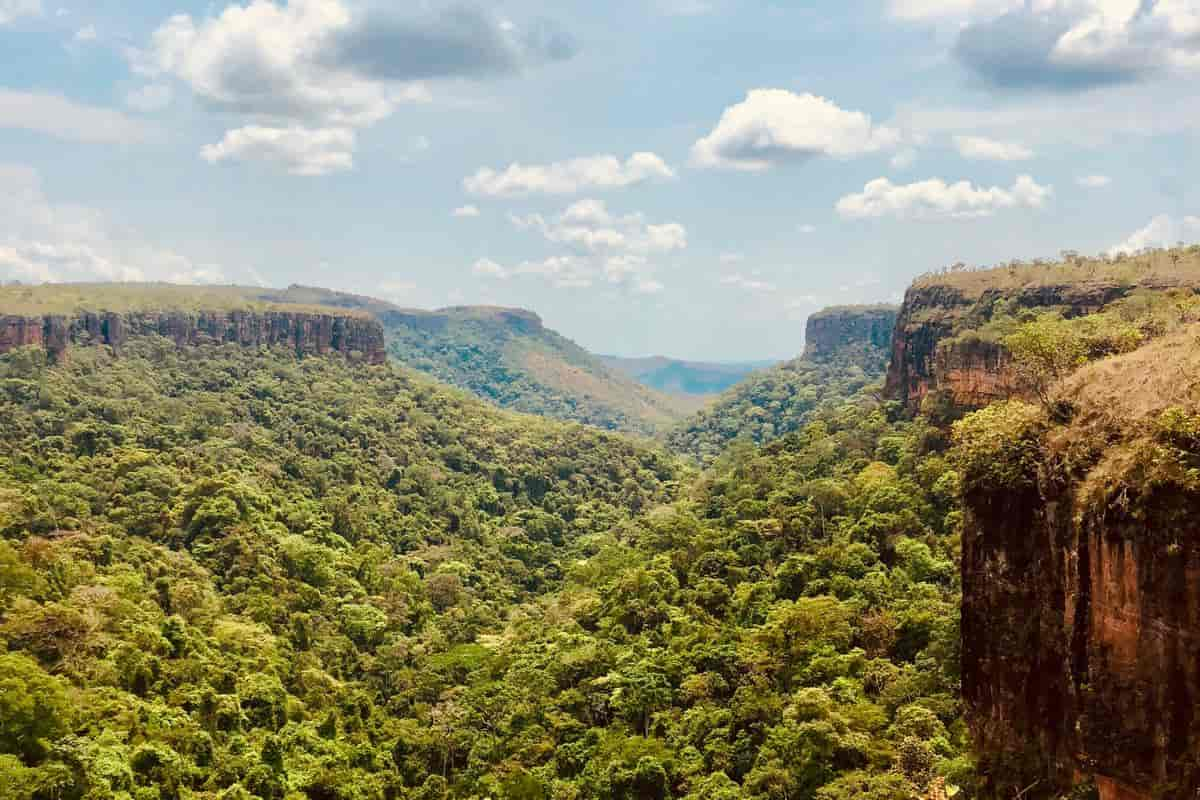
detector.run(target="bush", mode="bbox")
[952,401,1044,491]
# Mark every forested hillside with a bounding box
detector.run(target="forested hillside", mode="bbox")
[257,287,691,437]
[667,306,897,463]
[0,317,970,800]
[382,307,689,436]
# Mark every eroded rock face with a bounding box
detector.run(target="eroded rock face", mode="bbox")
[885,282,1137,412]
[963,478,1200,800]
[803,306,898,360]
[0,310,386,364]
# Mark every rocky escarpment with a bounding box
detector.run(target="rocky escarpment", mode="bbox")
[803,304,898,359]
[961,331,1200,800]
[885,281,1145,412]
[0,309,386,363]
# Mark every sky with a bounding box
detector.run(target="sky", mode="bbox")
[1,0,1199,360]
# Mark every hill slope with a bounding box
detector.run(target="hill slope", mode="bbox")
[256,286,691,437]
[600,355,774,396]
[380,305,691,436]
[667,305,899,462]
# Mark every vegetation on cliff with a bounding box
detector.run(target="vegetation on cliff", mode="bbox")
[0,333,972,800]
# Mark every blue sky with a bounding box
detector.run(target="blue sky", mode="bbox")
[1,0,1198,359]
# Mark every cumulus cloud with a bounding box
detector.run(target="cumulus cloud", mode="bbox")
[201,125,356,176]
[453,204,481,218]
[954,134,1033,160]
[1109,214,1200,255]
[0,0,40,25]
[1077,174,1111,188]
[510,199,687,255]
[894,0,1200,90]
[0,89,159,144]
[691,89,899,171]
[139,0,573,174]
[73,24,97,42]
[836,174,1052,219]
[0,163,228,284]
[483,199,686,292]
[465,152,675,197]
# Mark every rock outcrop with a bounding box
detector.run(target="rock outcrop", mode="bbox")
[0,309,386,364]
[803,305,898,360]
[885,281,1148,412]
[962,330,1200,800]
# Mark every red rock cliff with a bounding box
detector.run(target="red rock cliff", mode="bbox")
[961,331,1200,800]
[0,309,386,364]
[885,281,1141,412]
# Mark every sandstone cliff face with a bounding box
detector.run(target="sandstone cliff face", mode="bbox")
[803,305,898,360]
[0,309,386,364]
[964,477,1200,800]
[885,282,1137,412]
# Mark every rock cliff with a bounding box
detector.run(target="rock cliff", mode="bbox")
[961,329,1200,800]
[885,280,1160,412]
[803,304,898,360]
[0,308,386,363]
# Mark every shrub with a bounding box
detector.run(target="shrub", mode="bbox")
[952,401,1044,492]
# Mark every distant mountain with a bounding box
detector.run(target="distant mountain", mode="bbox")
[666,305,899,462]
[600,355,777,396]
[272,287,690,436]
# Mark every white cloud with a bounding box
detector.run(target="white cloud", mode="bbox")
[1077,174,1111,188]
[139,0,430,174]
[799,224,817,234]
[510,199,687,256]
[837,174,1052,219]
[894,0,1200,90]
[954,135,1033,161]
[125,84,173,113]
[498,199,686,292]
[142,1,422,126]
[73,24,96,42]
[465,152,675,197]
[201,126,356,176]
[0,163,227,285]
[691,89,899,171]
[452,205,481,218]
[720,273,776,292]
[0,89,159,144]
[1109,214,1200,256]
[0,0,40,25]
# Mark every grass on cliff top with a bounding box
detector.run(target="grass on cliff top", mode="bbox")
[1056,322,1200,426]
[807,303,899,320]
[0,283,373,318]
[911,245,1200,298]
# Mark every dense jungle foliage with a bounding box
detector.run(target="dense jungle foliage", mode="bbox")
[666,343,892,464]
[0,337,970,800]
[382,308,687,437]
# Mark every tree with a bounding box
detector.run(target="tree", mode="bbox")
[0,653,71,764]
